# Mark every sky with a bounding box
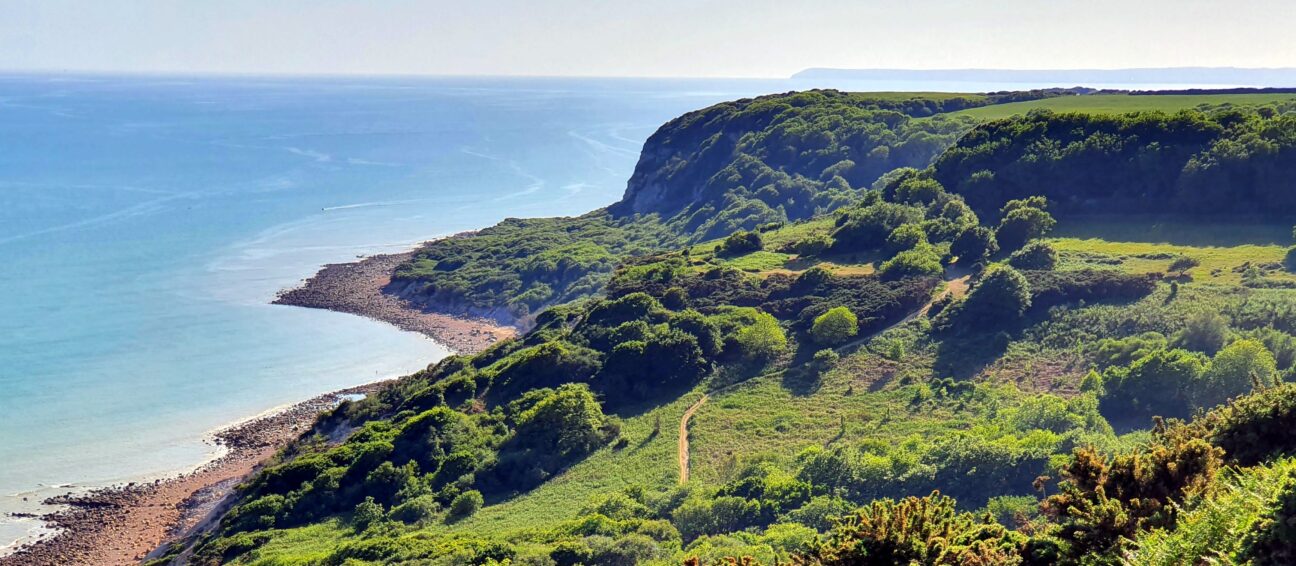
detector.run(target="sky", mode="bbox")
[2,0,1295,78]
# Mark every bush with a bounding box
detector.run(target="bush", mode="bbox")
[959,265,1032,322]
[1286,246,1296,272]
[884,223,928,256]
[811,349,840,374]
[791,234,834,256]
[950,225,998,264]
[805,493,1024,564]
[735,311,788,361]
[353,496,385,529]
[878,246,944,281]
[1169,255,1201,275]
[995,198,1056,250]
[810,307,859,346]
[831,201,924,251]
[1007,241,1057,270]
[1176,310,1230,354]
[1101,348,1208,420]
[1199,339,1279,408]
[718,230,763,255]
[389,494,440,524]
[450,490,484,518]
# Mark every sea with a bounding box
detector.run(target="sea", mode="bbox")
[0,73,1235,552]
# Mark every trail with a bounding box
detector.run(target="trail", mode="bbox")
[839,273,970,352]
[678,394,709,484]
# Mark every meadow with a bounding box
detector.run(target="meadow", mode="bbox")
[950,92,1296,119]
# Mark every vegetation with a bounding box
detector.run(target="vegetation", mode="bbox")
[168,90,1296,566]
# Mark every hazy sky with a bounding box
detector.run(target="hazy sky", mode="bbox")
[3,0,1294,77]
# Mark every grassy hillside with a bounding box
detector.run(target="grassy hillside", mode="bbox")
[951,92,1296,120]
[159,90,1296,565]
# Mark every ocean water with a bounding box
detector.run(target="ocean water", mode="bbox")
[0,74,799,552]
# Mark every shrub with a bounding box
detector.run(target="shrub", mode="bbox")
[1199,339,1279,408]
[353,496,385,529]
[810,307,859,346]
[1101,348,1208,420]
[805,493,1024,564]
[1176,310,1230,354]
[791,234,833,256]
[1007,241,1057,270]
[831,201,924,251]
[995,198,1056,250]
[1286,246,1296,272]
[718,230,763,255]
[878,246,944,281]
[961,265,1032,322]
[1169,255,1202,275]
[735,311,788,361]
[884,223,928,256]
[811,349,840,374]
[950,225,998,264]
[1207,384,1296,466]
[389,494,440,524]
[450,490,484,518]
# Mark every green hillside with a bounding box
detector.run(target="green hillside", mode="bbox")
[951,92,1296,120]
[157,90,1296,566]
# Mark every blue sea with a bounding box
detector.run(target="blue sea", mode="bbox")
[0,72,1222,552]
[0,74,813,551]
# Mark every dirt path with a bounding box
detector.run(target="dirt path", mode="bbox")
[678,394,709,484]
[838,273,970,353]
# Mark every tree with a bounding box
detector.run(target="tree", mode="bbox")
[1101,348,1208,420]
[995,198,1056,251]
[1168,256,1201,276]
[1199,339,1278,407]
[735,311,788,361]
[884,223,927,256]
[810,307,859,346]
[1007,241,1058,270]
[1176,310,1230,354]
[961,265,1032,322]
[718,230,763,256]
[353,496,385,530]
[950,225,998,264]
[449,490,484,518]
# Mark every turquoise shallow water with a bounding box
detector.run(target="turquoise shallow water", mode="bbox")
[0,74,794,551]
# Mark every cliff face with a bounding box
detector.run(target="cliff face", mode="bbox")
[611,106,745,217]
[610,89,987,225]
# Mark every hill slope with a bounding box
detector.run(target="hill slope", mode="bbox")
[158,90,1296,566]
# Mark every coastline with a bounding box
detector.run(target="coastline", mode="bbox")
[272,249,516,353]
[2,248,517,566]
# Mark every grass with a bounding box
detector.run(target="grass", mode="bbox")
[949,93,1296,120]
[1047,218,1296,285]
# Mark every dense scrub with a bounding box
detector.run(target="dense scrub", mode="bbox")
[933,106,1296,216]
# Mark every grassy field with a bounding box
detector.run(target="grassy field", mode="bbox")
[950,93,1296,120]
[1049,218,1295,285]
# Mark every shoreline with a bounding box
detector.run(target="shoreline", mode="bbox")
[2,248,517,566]
[272,249,516,353]
[0,384,384,566]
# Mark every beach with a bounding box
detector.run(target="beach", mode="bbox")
[1,249,516,566]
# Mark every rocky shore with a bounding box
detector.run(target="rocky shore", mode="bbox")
[0,384,384,566]
[273,250,516,353]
